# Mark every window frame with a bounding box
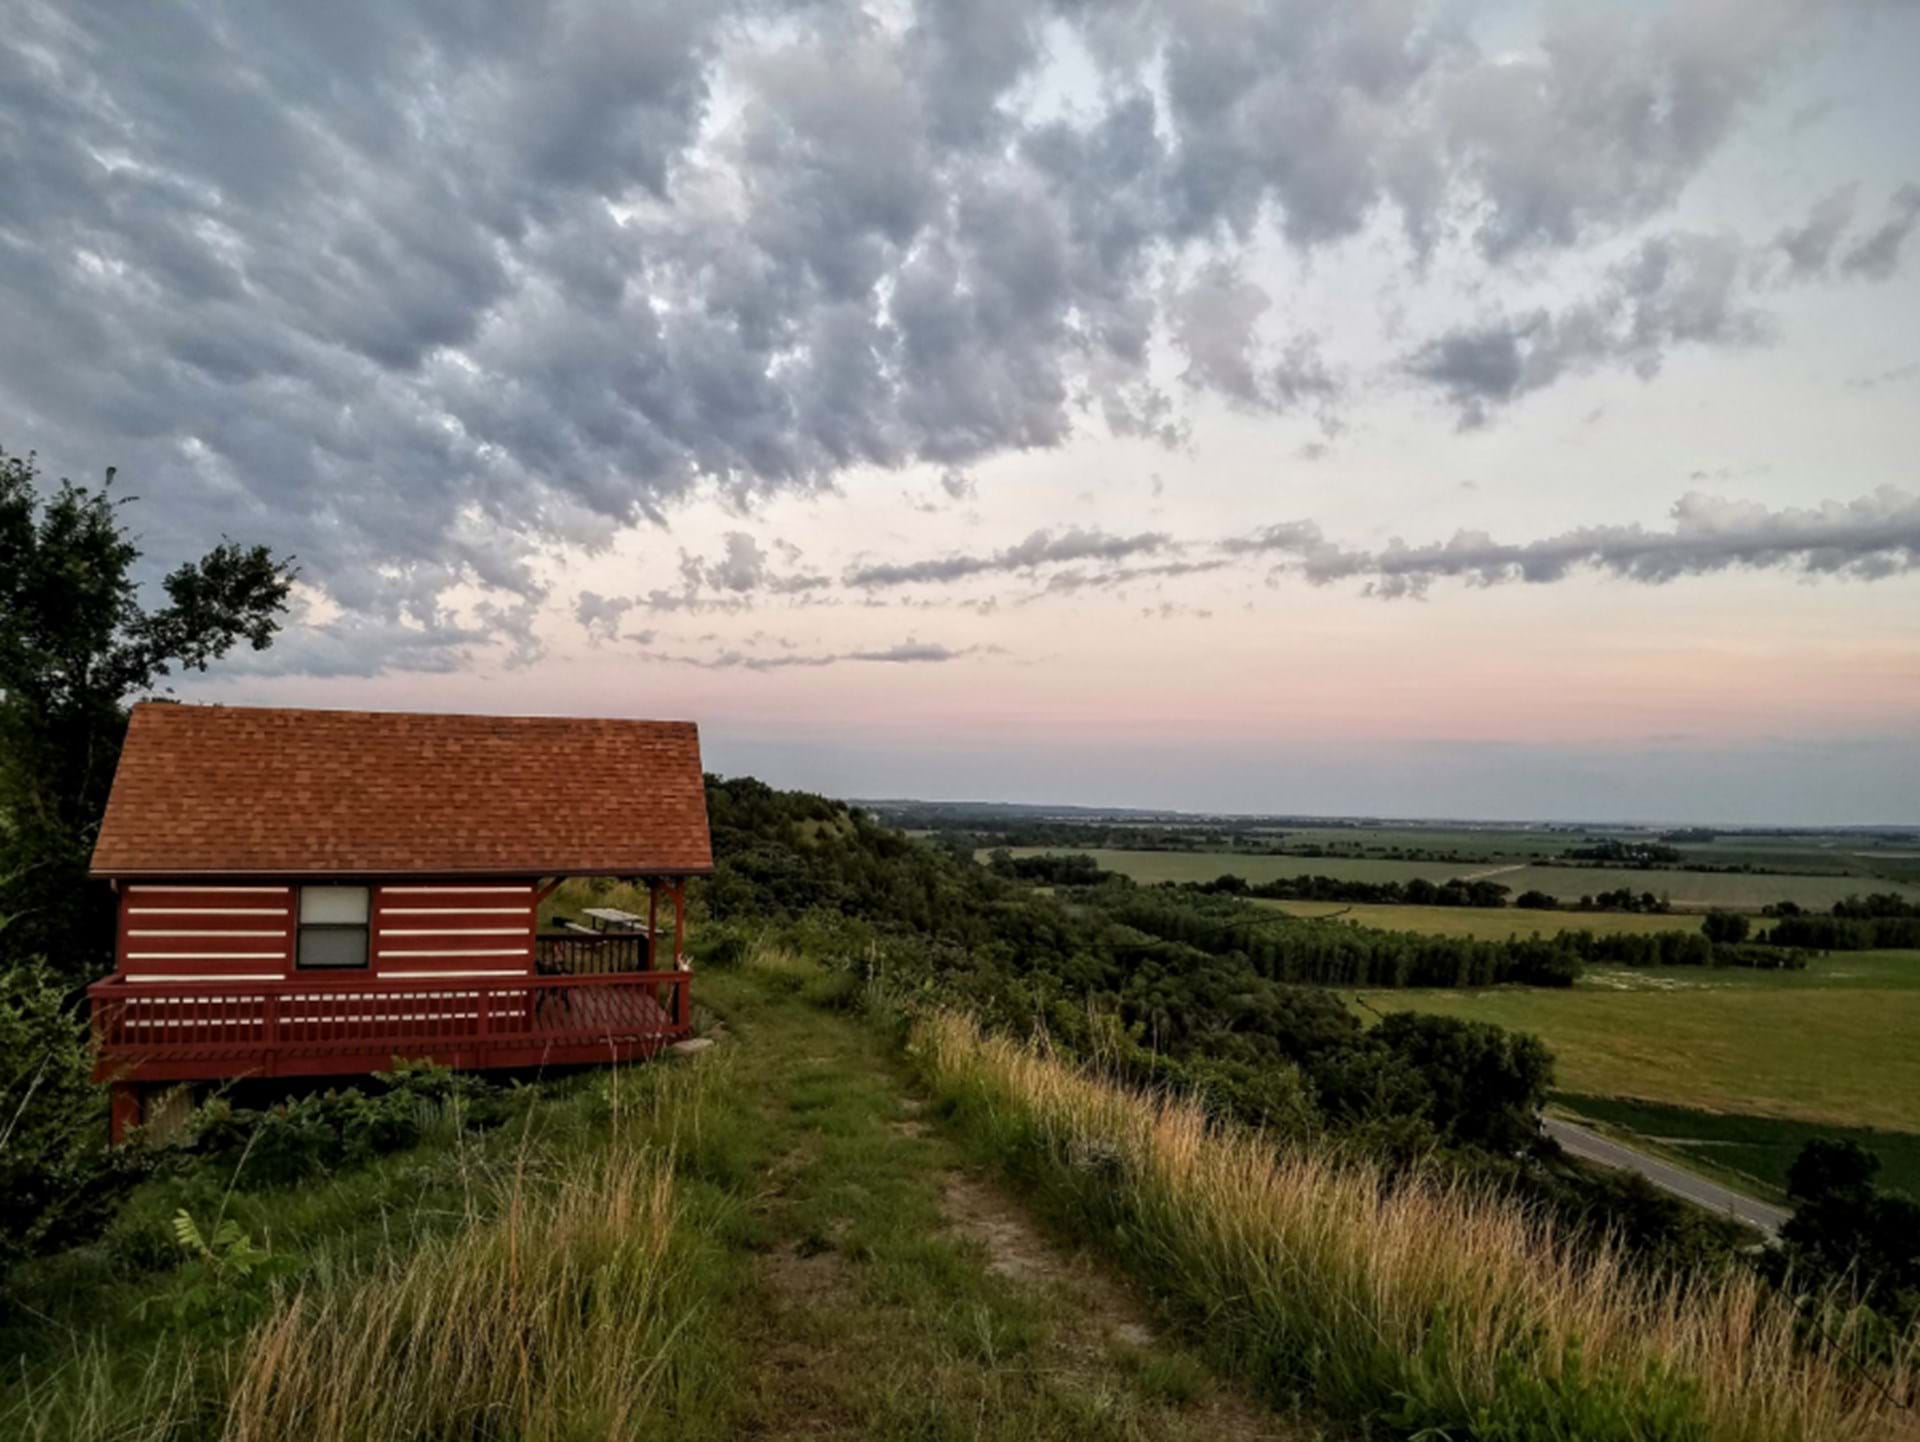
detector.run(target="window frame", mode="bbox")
[295,885,372,971]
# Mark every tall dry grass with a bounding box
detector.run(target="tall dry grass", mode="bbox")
[222,1145,689,1441]
[912,1010,1920,1442]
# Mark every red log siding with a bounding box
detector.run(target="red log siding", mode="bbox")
[119,885,294,981]
[371,883,536,979]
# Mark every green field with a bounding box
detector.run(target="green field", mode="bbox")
[990,847,1470,887]
[1258,900,1706,941]
[1352,952,1920,1133]
[998,845,1920,912]
[1552,1093,1920,1199]
[1481,864,1917,911]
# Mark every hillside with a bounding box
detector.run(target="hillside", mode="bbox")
[5,776,1918,1440]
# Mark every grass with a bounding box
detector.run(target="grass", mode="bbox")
[911,1009,1920,1442]
[990,847,1473,887]
[3,1058,751,1442]
[1553,1093,1920,1200]
[1353,970,1920,1131]
[1257,899,1709,940]
[8,952,1299,1442]
[1481,865,1920,911]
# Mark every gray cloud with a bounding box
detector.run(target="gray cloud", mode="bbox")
[1405,231,1770,426]
[1841,183,1920,280]
[575,590,638,642]
[1775,185,1858,278]
[1233,487,1920,597]
[639,639,983,671]
[845,527,1174,588]
[0,0,1888,674]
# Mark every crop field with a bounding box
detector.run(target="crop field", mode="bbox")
[1258,900,1707,941]
[1552,1093,1920,1199]
[1483,864,1920,911]
[989,847,1471,887]
[996,846,1920,911]
[1352,950,1920,1133]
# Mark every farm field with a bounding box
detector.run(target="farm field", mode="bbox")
[1352,951,1920,1132]
[988,846,1470,887]
[1258,900,1707,941]
[996,846,1920,911]
[1485,864,1919,911]
[1552,1093,1920,1200]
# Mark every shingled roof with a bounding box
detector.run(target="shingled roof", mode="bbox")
[91,704,713,879]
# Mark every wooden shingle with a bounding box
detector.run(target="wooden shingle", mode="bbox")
[90,704,713,878]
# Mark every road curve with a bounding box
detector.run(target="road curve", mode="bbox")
[1542,1117,1793,1236]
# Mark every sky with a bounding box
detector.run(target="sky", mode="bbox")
[3,0,1918,824]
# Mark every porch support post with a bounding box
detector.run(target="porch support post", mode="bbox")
[647,879,659,969]
[109,1083,142,1145]
[671,879,690,1031]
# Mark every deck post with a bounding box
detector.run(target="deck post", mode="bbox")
[646,879,658,968]
[672,879,690,1031]
[109,1083,142,1145]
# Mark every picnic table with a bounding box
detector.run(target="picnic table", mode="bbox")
[580,906,651,934]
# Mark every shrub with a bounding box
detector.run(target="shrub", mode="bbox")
[0,960,158,1285]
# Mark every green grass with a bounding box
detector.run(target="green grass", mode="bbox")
[913,1010,1918,1442]
[1483,865,1920,911]
[1257,899,1708,940]
[6,953,1294,1442]
[987,847,1920,911]
[1553,1093,1920,1199]
[1353,967,1920,1132]
[990,847,1473,887]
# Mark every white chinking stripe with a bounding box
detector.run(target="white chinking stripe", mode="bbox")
[127,951,286,960]
[380,971,526,983]
[378,907,528,915]
[381,886,530,894]
[126,973,282,983]
[376,947,528,958]
[126,885,290,893]
[128,907,288,916]
[379,928,526,936]
[128,929,287,938]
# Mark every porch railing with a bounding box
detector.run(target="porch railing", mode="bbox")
[89,969,691,1083]
[535,930,651,974]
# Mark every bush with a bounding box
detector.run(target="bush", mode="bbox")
[0,960,158,1286]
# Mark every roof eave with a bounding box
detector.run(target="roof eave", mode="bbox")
[90,863,717,882]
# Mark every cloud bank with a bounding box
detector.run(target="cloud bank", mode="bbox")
[2,0,1890,673]
[1232,488,1920,597]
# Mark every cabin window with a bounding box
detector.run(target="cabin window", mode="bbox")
[297,886,370,969]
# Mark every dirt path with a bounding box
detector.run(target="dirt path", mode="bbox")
[700,964,1317,1441]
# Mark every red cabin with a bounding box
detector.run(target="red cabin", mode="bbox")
[87,703,713,1140]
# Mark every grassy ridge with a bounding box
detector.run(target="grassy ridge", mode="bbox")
[912,1010,1920,1442]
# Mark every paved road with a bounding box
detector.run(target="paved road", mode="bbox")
[1542,1117,1793,1236]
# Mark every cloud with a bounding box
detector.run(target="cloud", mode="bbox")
[0,0,1873,672]
[1840,183,1920,281]
[1404,231,1770,426]
[639,638,985,670]
[575,590,638,642]
[1774,185,1858,278]
[844,527,1174,588]
[1232,487,1920,597]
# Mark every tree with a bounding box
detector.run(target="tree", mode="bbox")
[1371,1010,1554,1153]
[1702,911,1750,945]
[0,449,294,975]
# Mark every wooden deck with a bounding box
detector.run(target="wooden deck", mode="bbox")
[89,969,692,1089]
